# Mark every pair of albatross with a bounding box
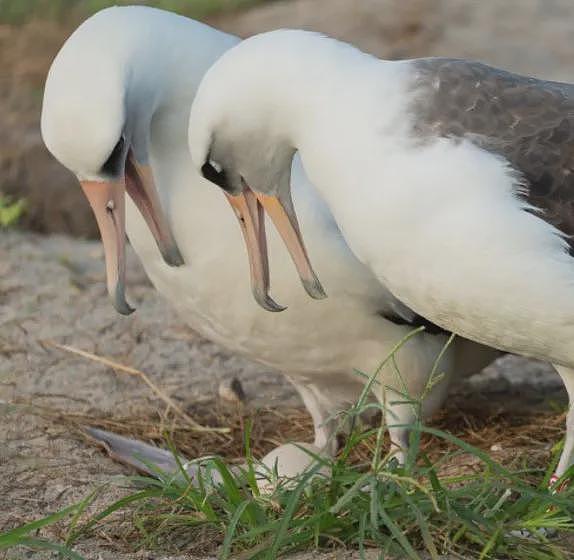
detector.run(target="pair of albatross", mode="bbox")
[41,6,500,477]
[188,30,574,485]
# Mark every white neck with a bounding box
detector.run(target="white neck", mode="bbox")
[253,39,416,272]
[115,9,239,164]
[235,38,414,246]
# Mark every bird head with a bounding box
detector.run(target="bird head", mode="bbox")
[41,8,185,315]
[189,31,327,312]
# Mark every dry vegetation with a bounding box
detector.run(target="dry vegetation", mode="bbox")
[53,398,565,480]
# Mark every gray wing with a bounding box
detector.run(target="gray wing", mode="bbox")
[85,426,185,476]
[85,426,233,485]
[410,58,574,249]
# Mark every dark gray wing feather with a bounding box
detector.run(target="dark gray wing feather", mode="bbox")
[85,427,234,485]
[85,426,185,476]
[411,58,574,248]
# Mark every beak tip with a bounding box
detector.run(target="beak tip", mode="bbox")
[118,304,136,316]
[113,283,136,315]
[162,246,185,268]
[303,277,327,300]
[114,300,136,316]
[253,289,287,312]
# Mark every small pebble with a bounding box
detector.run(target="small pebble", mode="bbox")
[218,377,246,403]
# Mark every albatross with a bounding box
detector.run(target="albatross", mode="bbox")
[188,29,574,484]
[41,8,498,470]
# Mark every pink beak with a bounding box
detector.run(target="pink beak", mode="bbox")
[80,151,183,315]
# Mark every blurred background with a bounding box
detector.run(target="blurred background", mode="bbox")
[0,0,572,239]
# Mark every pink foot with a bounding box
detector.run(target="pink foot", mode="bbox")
[549,473,569,493]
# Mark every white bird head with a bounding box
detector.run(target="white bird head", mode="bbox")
[41,6,211,314]
[189,30,333,312]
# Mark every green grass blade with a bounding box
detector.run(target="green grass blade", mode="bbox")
[378,505,421,560]
[74,488,164,536]
[329,473,372,514]
[208,457,243,506]
[164,431,193,487]
[479,527,502,560]
[65,486,103,546]
[242,418,261,498]
[0,503,81,548]
[401,490,439,560]
[5,537,84,559]
[268,462,326,558]
[220,499,252,559]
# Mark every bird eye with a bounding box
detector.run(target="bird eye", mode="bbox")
[201,158,232,192]
[101,136,125,177]
[209,159,222,173]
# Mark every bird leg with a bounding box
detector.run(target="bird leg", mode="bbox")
[549,365,574,490]
[287,374,378,456]
[383,389,419,465]
[287,377,343,456]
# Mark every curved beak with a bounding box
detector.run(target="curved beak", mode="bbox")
[124,151,184,267]
[225,190,286,312]
[225,185,326,312]
[80,153,184,315]
[255,191,326,301]
[80,180,134,315]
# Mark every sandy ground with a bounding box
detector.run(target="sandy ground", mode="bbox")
[2,0,574,558]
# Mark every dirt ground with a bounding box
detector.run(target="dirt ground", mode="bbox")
[1,0,574,558]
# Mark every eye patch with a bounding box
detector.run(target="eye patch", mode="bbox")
[201,159,233,192]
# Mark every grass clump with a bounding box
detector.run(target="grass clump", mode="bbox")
[0,194,25,227]
[3,331,574,559]
[5,417,572,559]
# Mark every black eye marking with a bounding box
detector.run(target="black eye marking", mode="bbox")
[101,136,125,177]
[201,158,233,193]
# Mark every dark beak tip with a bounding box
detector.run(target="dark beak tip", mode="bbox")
[114,300,136,316]
[162,246,185,268]
[113,284,136,316]
[303,278,328,300]
[253,290,287,313]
